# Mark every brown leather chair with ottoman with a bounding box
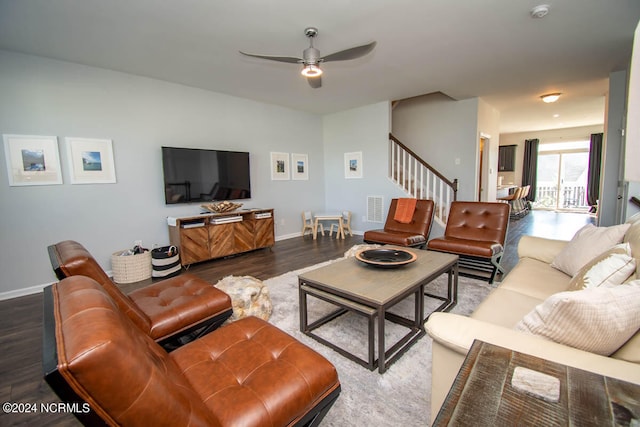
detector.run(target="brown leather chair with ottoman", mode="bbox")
[427,201,510,283]
[47,240,233,350]
[363,198,435,248]
[43,276,341,427]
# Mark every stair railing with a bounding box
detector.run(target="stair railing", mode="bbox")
[389,133,458,225]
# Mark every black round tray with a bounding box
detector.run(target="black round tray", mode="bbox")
[355,248,417,268]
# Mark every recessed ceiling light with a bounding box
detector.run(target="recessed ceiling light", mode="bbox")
[553,114,560,118]
[541,93,561,103]
[530,4,550,19]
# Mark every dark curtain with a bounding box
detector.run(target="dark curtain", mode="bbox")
[587,133,603,212]
[521,138,539,202]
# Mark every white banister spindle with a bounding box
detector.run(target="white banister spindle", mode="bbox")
[388,136,455,227]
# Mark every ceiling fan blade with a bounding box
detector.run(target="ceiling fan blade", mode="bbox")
[239,51,302,64]
[321,41,376,62]
[307,76,322,89]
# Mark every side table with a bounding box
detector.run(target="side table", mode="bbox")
[433,340,640,426]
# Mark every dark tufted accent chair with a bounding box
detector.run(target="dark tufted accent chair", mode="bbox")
[363,199,435,248]
[427,201,510,283]
[43,276,340,427]
[47,240,233,349]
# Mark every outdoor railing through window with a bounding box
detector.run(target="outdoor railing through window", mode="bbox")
[534,185,589,210]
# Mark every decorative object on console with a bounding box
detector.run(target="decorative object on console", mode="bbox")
[201,201,243,213]
[214,275,273,322]
[65,137,116,184]
[3,134,62,186]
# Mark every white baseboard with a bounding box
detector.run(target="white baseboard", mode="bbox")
[1,234,365,301]
[0,282,52,301]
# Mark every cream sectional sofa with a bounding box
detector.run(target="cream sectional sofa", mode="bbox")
[425,213,640,421]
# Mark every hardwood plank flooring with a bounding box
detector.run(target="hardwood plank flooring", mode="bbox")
[0,211,594,426]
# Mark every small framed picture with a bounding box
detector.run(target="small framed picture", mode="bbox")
[3,134,63,186]
[65,137,116,184]
[344,151,363,179]
[291,153,309,180]
[270,152,290,180]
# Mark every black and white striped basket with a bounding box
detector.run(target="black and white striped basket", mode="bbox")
[151,245,181,279]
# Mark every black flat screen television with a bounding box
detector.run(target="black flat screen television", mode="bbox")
[162,147,251,205]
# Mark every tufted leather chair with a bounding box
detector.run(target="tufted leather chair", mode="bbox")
[363,199,435,248]
[47,240,232,349]
[43,276,341,427]
[427,201,510,283]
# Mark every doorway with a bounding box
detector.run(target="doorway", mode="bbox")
[534,141,590,212]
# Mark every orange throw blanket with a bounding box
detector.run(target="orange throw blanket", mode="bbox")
[394,198,417,224]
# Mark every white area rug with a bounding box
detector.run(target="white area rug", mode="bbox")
[264,254,496,426]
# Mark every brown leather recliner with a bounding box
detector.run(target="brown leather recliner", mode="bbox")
[48,240,232,349]
[363,199,435,248]
[427,201,510,283]
[43,276,341,427]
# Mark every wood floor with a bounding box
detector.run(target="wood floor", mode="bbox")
[0,210,594,426]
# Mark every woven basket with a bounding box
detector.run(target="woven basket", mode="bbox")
[111,250,152,284]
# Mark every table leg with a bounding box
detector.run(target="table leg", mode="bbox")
[299,280,308,332]
[338,218,345,239]
[313,218,318,240]
[378,306,386,373]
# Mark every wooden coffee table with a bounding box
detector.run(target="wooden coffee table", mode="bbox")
[298,247,458,373]
[433,340,640,426]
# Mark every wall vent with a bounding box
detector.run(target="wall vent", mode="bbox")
[367,196,384,223]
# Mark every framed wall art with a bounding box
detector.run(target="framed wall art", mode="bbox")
[291,153,309,180]
[344,151,363,179]
[3,134,63,186]
[270,152,290,180]
[65,137,116,184]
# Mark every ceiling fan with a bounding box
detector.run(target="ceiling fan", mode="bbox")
[239,27,376,89]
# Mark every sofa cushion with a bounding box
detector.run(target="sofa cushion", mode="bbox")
[567,243,636,291]
[514,282,640,355]
[551,223,630,276]
[498,257,571,300]
[471,287,546,328]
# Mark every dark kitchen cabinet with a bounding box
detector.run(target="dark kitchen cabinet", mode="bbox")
[498,145,517,172]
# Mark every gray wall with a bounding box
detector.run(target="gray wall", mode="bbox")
[0,50,326,296]
[391,93,480,202]
[322,101,413,234]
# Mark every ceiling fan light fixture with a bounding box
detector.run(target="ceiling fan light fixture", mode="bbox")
[301,64,322,77]
[541,92,561,103]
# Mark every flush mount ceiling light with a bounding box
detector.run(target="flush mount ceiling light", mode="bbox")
[301,64,322,77]
[530,4,550,19]
[541,93,561,103]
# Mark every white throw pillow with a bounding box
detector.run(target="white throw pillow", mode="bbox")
[567,243,636,291]
[551,223,631,276]
[514,282,640,355]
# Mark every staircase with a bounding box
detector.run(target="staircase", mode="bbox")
[388,133,458,226]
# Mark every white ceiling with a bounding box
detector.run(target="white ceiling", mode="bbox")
[1,0,638,134]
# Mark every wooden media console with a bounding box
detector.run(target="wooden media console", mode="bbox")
[168,208,274,266]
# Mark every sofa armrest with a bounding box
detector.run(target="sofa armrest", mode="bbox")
[517,235,568,264]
